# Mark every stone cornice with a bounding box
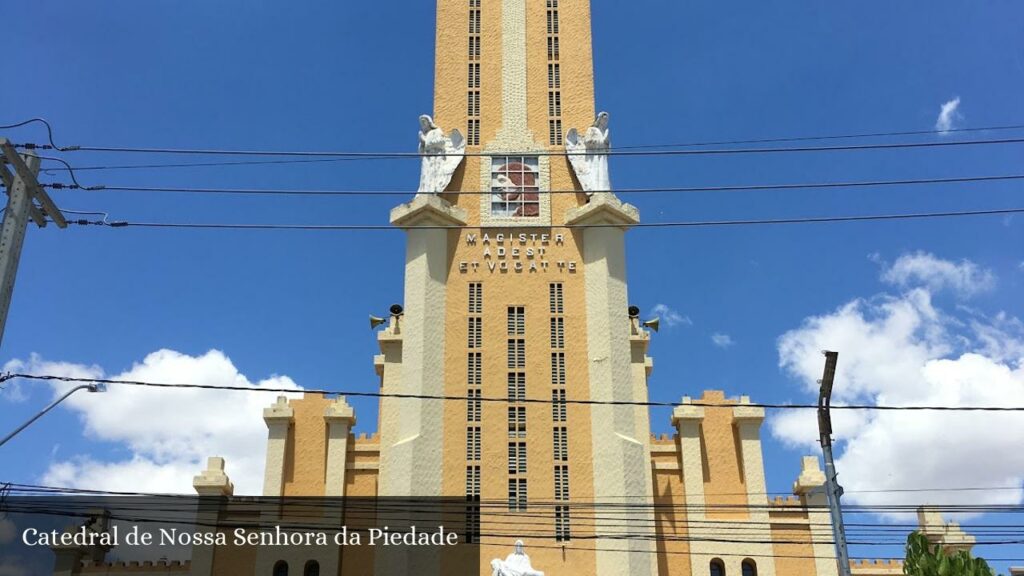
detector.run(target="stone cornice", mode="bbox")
[390,194,467,228]
[324,398,356,426]
[564,193,640,228]
[671,397,705,424]
[262,396,294,425]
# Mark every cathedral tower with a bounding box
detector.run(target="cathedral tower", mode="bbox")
[377,1,658,574]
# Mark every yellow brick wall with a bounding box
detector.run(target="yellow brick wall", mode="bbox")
[282,396,329,496]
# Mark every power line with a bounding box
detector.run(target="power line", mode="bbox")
[47,173,1024,198]
[0,503,935,559]
[42,155,389,173]
[57,206,1024,232]
[7,487,1022,521]
[8,373,1024,412]
[8,485,1023,553]
[5,493,1024,551]
[9,481,1019,501]
[0,118,72,152]
[614,124,1024,150]
[6,487,1024,535]
[7,116,1024,170]
[31,155,102,191]
[26,136,1024,159]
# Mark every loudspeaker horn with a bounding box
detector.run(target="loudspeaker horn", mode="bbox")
[369,315,387,329]
[642,317,660,333]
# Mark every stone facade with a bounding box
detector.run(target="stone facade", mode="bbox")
[43,1,982,575]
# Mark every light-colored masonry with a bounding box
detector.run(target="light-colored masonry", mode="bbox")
[44,1,981,575]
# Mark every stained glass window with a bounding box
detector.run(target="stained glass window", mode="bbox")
[491,157,540,218]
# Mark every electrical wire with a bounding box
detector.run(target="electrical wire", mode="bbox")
[53,173,1024,198]
[7,484,1023,560]
[9,481,1019,501]
[56,206,1024,232]
[0,118,74,151]
[32,155,101,191]
[5,492,1024,539]
[41,155,391,173]
[6,373,1024,412]
[59,209,110,225]
[4,494,1024,552]
[614,123,1024,150]
[33,136,1024,159]
[11,119,1024,172]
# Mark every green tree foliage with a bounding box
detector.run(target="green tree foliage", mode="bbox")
[903,531,997,576]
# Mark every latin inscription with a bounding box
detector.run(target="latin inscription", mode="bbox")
[458,232,577,274]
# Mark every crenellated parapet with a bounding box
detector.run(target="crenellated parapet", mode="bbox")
[354,432,380,442]
[769,495,803,507]
[257,394,376,497]
[849,558,904,575]
[660,391,781,575]
[79,559,191,574]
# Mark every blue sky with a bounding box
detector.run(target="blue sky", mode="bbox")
[2,0,1024,570]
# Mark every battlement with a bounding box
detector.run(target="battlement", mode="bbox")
[701,390,727,403]
[770,495,802,507]
[354,432,380,442]
[81,559,191,572]
[649,433,677,444]
[850,558,903,570]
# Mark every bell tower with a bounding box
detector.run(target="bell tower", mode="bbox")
[376,2,657,574]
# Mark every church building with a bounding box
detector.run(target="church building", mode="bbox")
[46,1,977,575]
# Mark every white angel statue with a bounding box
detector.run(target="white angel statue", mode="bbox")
[417,114,466,194]
[565,111,611,195]
[490,540,544,576]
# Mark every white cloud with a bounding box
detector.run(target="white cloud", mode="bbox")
[651,304,692,328]
[711,333,735,348]
[967,311,1024,364]
[8,349,302,495]
[880,251,995,298]
[0,380,27,402]
[771,260,1024,517]
[935,96,962,133]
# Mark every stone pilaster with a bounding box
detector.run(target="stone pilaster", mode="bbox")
[379,195,465,497]
[672,397,711,576]
[629,317,655,418]
[672,398,707,520]
[793,456,839,576]
[375,196,465,576]
[566,195,655,576]
[262,396,293,497]
[731,398,776,576]
[324,398,356,497]
[191,457,233,576]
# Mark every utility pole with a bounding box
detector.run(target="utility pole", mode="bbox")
[0,138,66,349]
[818,350,852,576]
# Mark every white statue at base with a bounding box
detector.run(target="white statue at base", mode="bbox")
[417,114,466,194]
[491,540,544,576]
[565,111,611,195]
